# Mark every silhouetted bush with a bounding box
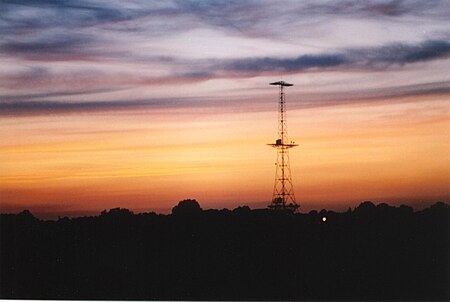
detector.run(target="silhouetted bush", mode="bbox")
[354,200,376,214]
[100,207,134,217]
[171,199,202,216]
[232,205,251,214]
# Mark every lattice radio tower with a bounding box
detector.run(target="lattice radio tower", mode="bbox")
[267,81,299,212]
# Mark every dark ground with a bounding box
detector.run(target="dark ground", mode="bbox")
[1,200,449,300]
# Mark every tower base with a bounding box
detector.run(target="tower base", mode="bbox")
[268,197,299,212]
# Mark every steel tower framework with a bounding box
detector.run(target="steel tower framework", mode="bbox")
[267,81,299,212]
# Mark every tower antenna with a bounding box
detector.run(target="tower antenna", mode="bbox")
[267,81,299,212]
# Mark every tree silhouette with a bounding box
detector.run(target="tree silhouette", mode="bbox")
[0,201,448,300]
[171,199,202,216]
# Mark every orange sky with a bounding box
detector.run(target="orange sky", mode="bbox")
[1,93,449,218]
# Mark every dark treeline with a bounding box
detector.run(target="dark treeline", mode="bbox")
[1,200,449,300]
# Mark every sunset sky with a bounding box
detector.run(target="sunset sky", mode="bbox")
[1,0,449,218]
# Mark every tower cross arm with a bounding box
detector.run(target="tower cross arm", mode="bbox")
[267,142,298,148]
[270,81,293,87]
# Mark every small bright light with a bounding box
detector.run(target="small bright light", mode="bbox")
[322,216,327,222]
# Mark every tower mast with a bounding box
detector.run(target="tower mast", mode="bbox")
[267,81,299,212]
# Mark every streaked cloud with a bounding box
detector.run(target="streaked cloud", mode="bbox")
[0,32,104,61]
[2,0,449,61]
[2,80,448,116]
[2,37,449,97]
[216,39,450,74]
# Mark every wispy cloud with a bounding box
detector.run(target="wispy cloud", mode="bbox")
[0,87,127,102]
[2,38,449,91]
[0,99,151,115]
[290,81,450,109]
[2,81,448,116]
[172,0,450,37]
[1,0,148,32]
[0,32,103,61]
[2,0,449,60]
[216,39,450,74]
[1,0,449,117]
[297,0,449,18]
